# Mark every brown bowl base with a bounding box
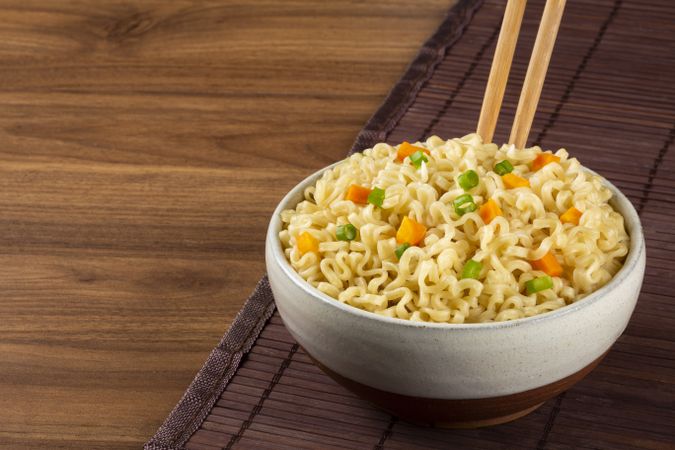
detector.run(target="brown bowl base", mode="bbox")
[428,402,544,429]
[306,350,607,428]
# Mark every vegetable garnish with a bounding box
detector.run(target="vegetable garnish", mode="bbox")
[367,187,385,207]
[461,259,483,279]
[560,206,582,225]
[395,243,411,259]
[346,184,371,204]
[526,275,554,294]
[297,231,319,255]
[396,216,427,245]
[336,223,357,241]
[410,150,429,169]
[531,252,563,277]
[453,194,477,216]
[479,198,503,224]
[458,169,479,191]
[501,173,530,189]
[396,142,430,162]
[494,160,514,176]
[532,152,560,171]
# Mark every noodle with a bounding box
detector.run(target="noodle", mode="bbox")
[279,134,629,323]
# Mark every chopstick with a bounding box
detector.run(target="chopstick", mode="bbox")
[509,0,567,148]
[476,0,527,145]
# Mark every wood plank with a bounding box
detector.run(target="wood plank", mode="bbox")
[0,1,456,448]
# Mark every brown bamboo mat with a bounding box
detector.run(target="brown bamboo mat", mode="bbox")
[146,0,675,448]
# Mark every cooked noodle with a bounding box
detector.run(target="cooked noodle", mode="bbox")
[279,134,629,323]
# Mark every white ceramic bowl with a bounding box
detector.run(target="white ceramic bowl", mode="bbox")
[265,162,645,427]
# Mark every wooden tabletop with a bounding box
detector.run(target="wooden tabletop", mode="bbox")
[0,1,454,448]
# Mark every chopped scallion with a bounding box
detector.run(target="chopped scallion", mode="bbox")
[461,260,482,279]
[336,223,357,241]
[458,170,479,191]
[367,187,385,207]
[494,160,514,176]
[409,150,428,169]
[525,275,553,295]
[395,243,411,259]
[453,193,477,216]
[458,202,477,215]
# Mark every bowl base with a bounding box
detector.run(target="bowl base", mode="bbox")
[306,349,607,428]
[429,402,544,429]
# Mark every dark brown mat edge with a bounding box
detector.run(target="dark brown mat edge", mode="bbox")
[145,277,276,450]
[144,1,484,448]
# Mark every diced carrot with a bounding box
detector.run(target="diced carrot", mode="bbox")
[560,206,582,225]
[531,252,563,277]
[396,142,430,162]
[531,152,560,171]
[396,216,427,245]
[501,173,530,189]
[345,184,372,204]
[297,231,319,255]
[479,199,503,224]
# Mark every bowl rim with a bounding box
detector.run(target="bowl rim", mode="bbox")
[267,156,645,331]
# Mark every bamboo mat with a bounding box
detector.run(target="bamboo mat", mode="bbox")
[146,0,675,448]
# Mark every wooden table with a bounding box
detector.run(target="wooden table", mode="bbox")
[0,1,454,448]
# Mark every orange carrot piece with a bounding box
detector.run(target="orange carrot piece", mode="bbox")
[502,173,530,189]
[396,216,427,245]
[345,184,372,204]
[531,252,563,277]
[479,199,503,224]
[560,206,582,225]
[531,152,560,171]
[396,142,430,162]
[297,231,319,255]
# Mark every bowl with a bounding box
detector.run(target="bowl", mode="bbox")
[265,161,646,428]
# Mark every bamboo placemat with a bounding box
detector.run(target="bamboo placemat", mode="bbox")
[146,0,675,448]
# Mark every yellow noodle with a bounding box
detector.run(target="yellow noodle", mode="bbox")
[280,134,629,323]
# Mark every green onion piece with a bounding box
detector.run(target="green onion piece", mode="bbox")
[409,150,428,169]
[336,223,357,241]
[367,187,385,207]
[461,259,483,279]
[526,275,554,295]
[458,170,479,191]
[457,202,477,215]
[395,243,411,259]
[494,160,514,176]
[453,193,477,216]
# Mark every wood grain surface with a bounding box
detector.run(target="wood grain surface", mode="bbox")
[0,1,455,448]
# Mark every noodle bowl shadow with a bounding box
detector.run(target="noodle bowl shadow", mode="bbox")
[265,161,645,428]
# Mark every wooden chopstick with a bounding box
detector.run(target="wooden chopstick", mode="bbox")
[509,0,566,149]
[476,0,527,145]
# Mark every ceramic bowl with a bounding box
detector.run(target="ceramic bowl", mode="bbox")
[265,161,646,428]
